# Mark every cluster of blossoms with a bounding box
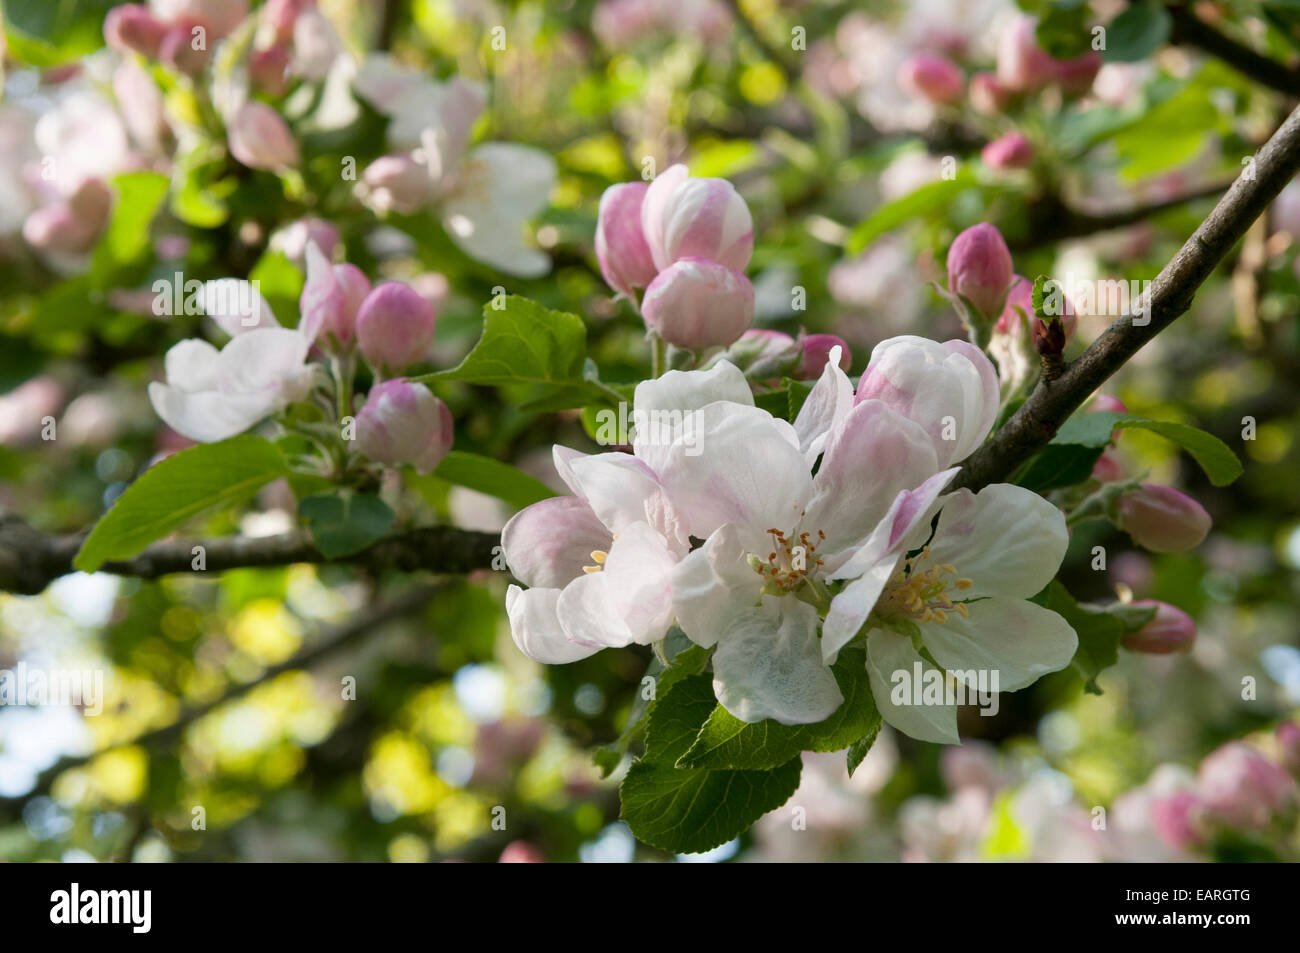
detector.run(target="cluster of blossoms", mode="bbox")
[595,165,757,350]
[896,13,1102,171]
[502,333,1079,743]
[148,241,452,474]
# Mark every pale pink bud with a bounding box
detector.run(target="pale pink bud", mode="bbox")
[595,181,657,300]
[997,16,1056,92]
[640,257,754,350]
[947,223,1014,322]
[300,242,370,349]
[981,131,1034,170]
[641,164,753,272]
[1091,448,1123,483]
[796,334,852,379]
[104,4,167,57]
[1198,742,1295,829]
[1122,600,1196,654]
[356,281,437,372]
[897,52,965,105]
[1150,791,1204,851]
[362,154,430,214]
[1276,722,1300,778]
[23,179,113,254]
[271,216,339,266]
[969,71,1014,116]
[159,22,210,75]
[228,101,299,171]
[1056,52,1102,96]
[250,45,291,96]
[498,841,544,863]
[262,0,314,45]
[355,379,454,474]
[1090,394,1129,415]
[1117,484,1211,553]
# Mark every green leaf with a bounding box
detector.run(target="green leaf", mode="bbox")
[1104,2,1172,63]
[90,172,170,284]
[846,724,882,777]
[417,296,609,410]
[620,674,803,854]
[74,436,289,572]
[678,648,879,771]
[1016,411,1243,491]
[1,0,116,66]
[431,451,556,511]
[1036,3,1093,58]
[1030,581,1153,694]
[847,170,978,253]
[298,493,395,559]
[248,250,305,323]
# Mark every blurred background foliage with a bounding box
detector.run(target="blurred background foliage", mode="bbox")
[0,0,1298,862]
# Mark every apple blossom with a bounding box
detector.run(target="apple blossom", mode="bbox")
[228,101,299,171]
[1197,742,1296,829]
[1121,600,1196,654]
[946,223,1014,324]
[897,52,965,105]
[354,379,454,474]
[361,154,431,215]
[150,0,248,39]
[301,242,371,349]
[641,163,753,273]
[356,281,437,372]
[640,257,754,350]
[996,15,1055,92]
[270,216,340,266]
[796,334,853,379]
[854,335,1000,468]
[1056,52,1102,97]
[159,23,211,75]
[982,131,1034,170]
[1116,484,1212,553]
[968,71,1013,115]
[104,4,167,57]
[595,181,658,300]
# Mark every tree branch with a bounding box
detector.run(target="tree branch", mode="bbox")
[0,583,445,817]
[954,100,1300,492]
[0,511,499,594]
[1168,4,1300,97]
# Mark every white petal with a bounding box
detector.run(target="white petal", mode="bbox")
[201,279,279,337]
[713,597,843,725]
[500,495,610,589]
[670,524,763,649]
[792,349,854,464]
[216,327,312,406]
[556,522,676,648]
[919,596,1078,692]
[924,483,1068,599]
[147,381,273,443]
[866,629,960,744]
[633,360,754,421]
[163,338,221,393]
[565,452,685,550]
[441,143,556,277]
[506,585,600,663]
[826,467,960,581]
[821,557,897,663]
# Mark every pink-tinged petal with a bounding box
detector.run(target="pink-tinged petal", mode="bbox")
[792,343,854,464]
[502,496,610,589]
[506,585,601,663]
[595,181,656,299]
[639,163,690,268]
[712,597,842,725]
[919,596,1077,692]
[555,522,677,648]
[922,483,1067,600]
[866,630,960,744]
[565,451,683,548]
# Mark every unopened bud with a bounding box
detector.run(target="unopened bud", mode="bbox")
[228,101,299,171]
[969,71,1014,115]
[104,4,167,57]
[1121,600,1196,654]
[997,16,1055,92]
[795,334,852,379]
[981,131,1034,170]
[1116,484,1211,553]
[356,281,437,372]
[355,379,454,474]
[897,52,965,105]
[159,22,210,75]
[595,182,657,300]
[361,154,430,214]
[301,242,371,349]
[947,223,1014,324]
[640,257,754,351]
[1056,52,1102,97]
[641,164,753,273]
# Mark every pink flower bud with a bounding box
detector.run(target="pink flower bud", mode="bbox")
[1117,484,1211,553]
[300,242,370,349]
[897,52,965,105]
[355,379,454,474]
[595,181,657,300]
[641,164,753,273]
[706,328,797,380]
[250,45,291,96]
[1198,742,1296,829]
[1091,447,1123,483]
[969,71,1014,116]
[981,131,1034,170]
[262,0,314,45]
[23,179,113,254]
[997,16,1056,92]
[498,841,544,863]
[159,22,210,75]
[228,101,299,171]
[104,4,167,57]
[361,154,430,214]
[356,281,437,372]
[1090,394,1128,415]
[795,333,852,379]
[640,257,754,350]
[1121,600,1196,654]
[271,216,339,266]
[947,223,1014,322]
[1056,52,1102,96]
[1150,791,1204,851]
[1276,722,1300,778]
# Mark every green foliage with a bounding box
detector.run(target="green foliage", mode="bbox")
[431,451,556,511]
[848,169,979,253]
[0,0,115,66]
[298,493,396,558]
[75,437,290,571]
[678,648,879,771]
[1032,581,1155,693]
[620,674,803,854]
[90,172,171,284]
[1104,2,1172,63]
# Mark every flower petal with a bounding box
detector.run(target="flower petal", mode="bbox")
[924,483,1068,599]
[556,522,677,648]
[147,381,277,443]
[441,143,556,278]
[713,596,843,725]
[506,585,601,663]
[201,278,279,337]
[866,629,960,744]
[671,523,762,649]
[792,346,854,464]
[919,596,1078,692]
[501,495,610,589]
